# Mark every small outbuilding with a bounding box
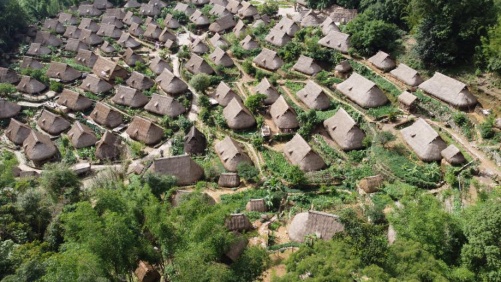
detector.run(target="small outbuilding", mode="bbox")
[5,119,31,145]
[126,116,164,145]
[288,211,344,242]
[90,102,123,128]
[418,72,477,109]
[296,80,331,110]
[441,145,466,165]
[144,94,186,117]
[223,98,256,130]
[269,96,299,131]
[112,85,149,108]
[67,121,98,148]
[218,172,240,187]
[253,48,284,71]
[390,64,424,87]
[323,108,365,151]
[0,99,21,119]
[57,89,93,112]
[95,131,122,161]
[283,134,325,172]
[150,155,204,186]
[336,73,388,108]
[368,51,396,72]
[215,136,253,172]
[400,118,447,162]
[155,69,188,95]
[184,126,207,155]
[37,110,71,135]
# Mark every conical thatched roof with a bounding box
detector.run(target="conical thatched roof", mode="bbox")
[144,94,186,117]
[189,10,210,26]
[78,18,100,33]
[274,17,299,36]
[128,22,144,37]
[211,0,228,5]
[210,33,229,49]
[112,85,149,108]
[400,118,447,162]
[284,134,325,172]
[190,37,210,54]
[58,12,79,25]
[223,98,256,130]
[76,49,98,68]
[124,0,141,8]
[96,23,122,39]
[57,89,93,111]
[100,41,116,54]
[253,48,284,71]
[185,54,214,75]
[368,51,396,71]
[265,28,291,47]
[293,55,322,76]
[124,48,145,66]
[225,213,253,232]
[34,30,63,47]
[123,10,142,25]
[270,95,299,130]
[80,74,113,94]
[148,0,167,8]
[218,172,240,187]
[101,15,124,29]
[150,155,204,186]
[144,23,162,40]
[79,29,104,46]
[26,43,51,56]
[441,144,466,165]
[67,121,97,148]
[0,68,20,84]
[336,73,388,108]
[418,72,477,109]
[93,56,128,81]
[5,119,31,145]
[330,7,358,24]
[319,30,350,53]
[93,0,113,10]
[134,261,161,282]
[65,38,89,52]
[104,8,125,20]
[209,14,237,33]
[64,26,82,39]
[397,91,417,107]
[237,2,258,18]
[149,56,172,75]
[232,20,246,37]
[390,64,424,87]
[126,116,164,145]
[323,108,365,150]
[209,4,231,18]
[209,47,234,67]
[215,136,253,172]
[46,62,81,83]
[90,102,123,128]
[301,10,322,27]
[174,2,195,16]
[0,99,21,119]
[20,57,44,70]
[320,17,340,35]
[43,19,65,34]
[139,3,160,16]
[334,60,352,73]
[37,110,71,135]
[23,131,58,162]
[126,71,154,90]
[240,35,259,51]
[214,81,242,106]
[288,211,344,242]
[253,78,279,105]
[163,14,180,29]
[95,131,122,160]
[16,76,47,94]
[296,80,331,110]
[226,0,243,14]
[159,28,176,43]
[155,69,188,95]
[184,126,207,155]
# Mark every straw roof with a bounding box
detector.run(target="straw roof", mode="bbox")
[57,89,93,111]
[0,68,20,84]
[20,57,44,70]
[159,28,176,43]
[225,214,253,232]
[104,8,125,20]
[26,43,51,56]
[134,261,161,282]
[218,172,240,187]
[126,71,154,90]
[79,29,104,46]
[323,108,365,150]
[124,48,145,66]
[78,18,100,33]
[80,74,113,94]
[292,55,322,76]
[265,28,291,47]
[335,60,352,73]
[390,64,424,87]
[34,31,63,47]
[58,12,79,25]
[211,0,228,5]
[37,110,71,135]
[441,145,466,165]
[209,14,237,32]
[214,81,242,106]
[100,41,116,54]
[76,49,98,68]
[78,4,103,16]
[270,95,299,130]
[0,99,21,119]
[155,69,188,95]
[151,155,204,185]
[148,0,167,8]
[336,73,388,108]
[184,126,207,155]
[284,134,326,172]
[149,56,172,75]
[174,3,195,16]
[189,10,210,26]
[190,38,210,54]
[209,33,230,49]
[95,131,122,160]
[358,175,384,193]
[93,0,113,10]
[124,0,141,8]
[397,91,417,107]
[43,19,65,34]
[246,199,266,212]
[112,85,149,108]
[215,136,253,172]
[64,26,82,40]
[46,62,81,83]
[368,51,396,71]
[144,93,186,117]
[238,2,258,18]
[274,17,299,36]
[126,116,164,145]
[253,78,279,105]
[296,80,330,110]
[330,7,358,24]
[418,72,477,109]
[16,76,47,94]
[101,15,124,29]
[23,131,58,163]
[240,35,259,50]
[320,17,340,35]
[164,14,180,29]
[90,102,123,128]
[223,98,256,130]
[210,4,231,18]
[65,38,89,52]
[185,54,215,75]
[301,10,322,27]
[139,3,160,16]
[96,23,122,39]
[128,22,144,37]
[400,118,447,162]
[232,20,247,37]
[288,211,344,242]
[209,47,234,67]
[319,30,350,53]
[253,48,284,71]
[5,119,31,145]
[144,23,162,40]
[67,121,97,148]
[226,0,243,14]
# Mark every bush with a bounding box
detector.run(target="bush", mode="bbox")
[242,59,256,76]
[0,83,16,96]
[479,117,495,139]
[237,163,259,183]
[189,73,211,93]
[244,94,267,113]
[49,81,63,93]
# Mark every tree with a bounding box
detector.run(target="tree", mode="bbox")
[482,16,501,73]
[0,0,28,53]
[189,73,211,94]
[39,163,81,203]
[237,163,259,183]
[244,94,266,114]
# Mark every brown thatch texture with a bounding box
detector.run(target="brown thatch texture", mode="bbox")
[214,81,242,106]
[174,3,195,15]
[209,14,236,32]
[418,72,477,109]
[368,51,396,71]
[164,14,180,29]
[253,48,284,71]
[253,78,279,105]
[100,41,116,54]
[128,22,144,37]
[139,3,160,16]
[125,0,141,8]
[143,23,162,40]
[246,199,266,212]
[237,2,258,18]
[149,56,172,75]
[58,12,79,25]
[274,17,299,36]
[126,116,164,145]
[318,30,350,53]
[79,29,104,46]
[293,55,322,76]
[57,89,93,111]
[184,126,207,155]
[78,18,100,33]
[334,60,352,73]
[441,145,466,165]
[210,33,229,48]
[209,47,234,67]
[37,110,71,135]
[67,121,97,148]
[0,99,21,119]
[400,118,447,162]
[185,54,214,75]
[265,28,291,47]
[126,71,154,90]
[215,136,253,172]
[159,28,176,43]
[118,33,141,49]
[232,20,246,37]
[34,30,63,46]
[144,94,186,117]
[210,4,230,18]
[103,8,125,20]
[46,62,81,82]
[64,26,82,39]
[397,91,417,108]
[20,57,44,70]
[283,134,325,172]
[112,85,149,108]
[23,131,58,162]
[93,0,113,10]
[240,35,259,50]
[323,108,365,150]
[26,43,51,56]
[336,73,388,108]
[155,69,188,95]
[226,0,243,14]
[358,175,384,193]
[320,17,340,35]
[390,64,424,87]
[101,15,124,29]
[95,131,122,160]
[0,67,20,84]
[6,119,31,145]
[93,56,128,81]
[16,76,47,94]
[80,74,113,94]
[76,49,98,68]
[190,37,210,54]
[330,7,357,24]
[218,172,240,187]
[124,48,145,66]
[301,10,322,27]
[189,10,210,26]
[296,80,330,110]
[150,155,204,185]
[288,211,344,242]
[223,98,256,129]
[148,0,167,8]
[96,23,122,39]
[64,38,89,52]
[134,261,161,282]
[225,214,253,232]
[43,18,65,33]
[270,95,299,130]
[90,102,123,128]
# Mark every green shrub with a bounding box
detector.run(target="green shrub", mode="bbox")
[479,117,495,139]
[49,81,64,93]
[237,163,259,183]
[189,73,211,93]
[0,83,16,95]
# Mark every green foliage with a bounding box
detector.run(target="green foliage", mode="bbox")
[374,131,396,147]
[297,110,320,140]
[237,163,259,183]
[0,83,17,96]
[49,81,63,93]
[482,16,501,73]
[257,1,278,16]
[244,94,266,113]
[479,116,495,139]
[129,140,145,158]
[20,68,49,85]
[242,58,257,76]
[263,150,306,186]
[0,0,28,52]
[40,163,81,203]
[142,173,177,198]
[189,73,211,93]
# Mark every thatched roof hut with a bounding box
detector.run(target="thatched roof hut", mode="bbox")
[293,55,322,76]
[34,31,63,47]
[320,17,340,35]
[270,95,299,130]
[223,98,256,130]
[225,214,253,232]
[43,19,65,34]
[95,131,122,160]
[67,121,97,148]
[149,56,172,75]
[288,211,344,242]
[112,85,149,108]
[301,10,322,27]
[214,81,242,106]
[148,0,167,8]
[104,8,125,20]
[65,39,89,52]
[126,116,164,145]
[78,4,103,16]
[232,20,247,38]
[101,16,124,29]
[210,33,229,49]
[319,30,350,53]
[159,28,176,43]
[26,43,51,56]
[211,0,229,5]
[226,0,243,14]
[390,64,424,87]
[323,108,365,151]
[265,28,291,47]
[237,2,258,18]
[126,71,154,90]
[209,14,237,33]
[218,172,240,187]
[253,78,279,105]
[150,155,204,185]
[78,18,100,33]
[418,72,477,109]
[368,51,396,71]
[210,4,231,18]
[189,10,210,26]
[23,131,58,164]
[16,76,47,94]
[240,35,259,51]
[20,57,44,70]
[57,89,93,112]
[0,99,21,119]
[274,17,299,36]
[155,69,188,95]
[163,14,180,29]
[253,48,284,71]
[0,68,20,84]
[46,62,81,83]
[128,22,144,37]
[93,56,128,81]
[5,119,31,145]
[330,7,358,24]
[284,134,326,172]
[296,80,330,110]
[190,37,210,54]
[90,102,123,128]
[134,261,160,282]
[100,41,116,54]
[174,2,195,16]
[37,110,71,135]
[246,199,266,212]
[215,136,253,172]
[143,23,162,40]
[76,49,98,68]
[441,145,466,165]
[400,118,447,162]
[184,126,207,155]
[93,0,113,10]
[397,91,417,112]
[124,48,145,66]
[139,3,160,16]
[144,94,186,117]
[336,73,388,108]
[80,74,113,94]
[64,26,82,39]
[185,54,215,75]
[358,175,384,193]
[79,29,104,46]
[58,12,79,25]
[124,0,141,8]
[209,47,234,67]
[96,23,122,39]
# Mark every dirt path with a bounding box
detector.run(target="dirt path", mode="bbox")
[278,84,308,111]
[243,142,265,176]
